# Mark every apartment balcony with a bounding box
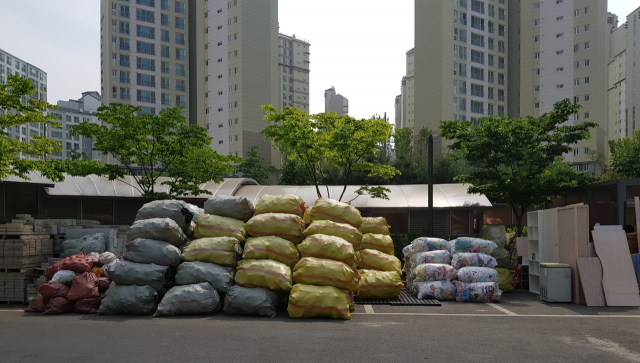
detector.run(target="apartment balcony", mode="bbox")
[120,77,131,84]
[137,80,156,87]
[137,0,155,7]
[137,96,156,103]
[137,47,155,56]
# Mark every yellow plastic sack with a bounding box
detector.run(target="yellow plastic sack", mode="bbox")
[194,214,246,242]
[235,259,293,291]
[181,237,240,267]
[297,234,356,268]
[357,269,404,299]
[244,213,305,243]
[360,217,390,235]
[293,257,358,292]
[304,220,363,250]
[304,198,363,228]
[360,234,395,255]
[243,236,300,269]
[254,194,306,218]
[358,249,402,275]
[496,268,514,293]
[287,284,351,320]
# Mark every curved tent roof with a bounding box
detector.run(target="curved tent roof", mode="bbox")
[2,172,490,208]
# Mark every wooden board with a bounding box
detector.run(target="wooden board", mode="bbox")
[591,230,640,307]
[577,258,607,307]
[635,197,640,254]
[557,205,590,305]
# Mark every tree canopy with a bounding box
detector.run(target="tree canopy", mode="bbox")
[71,104,239,199]
[238,145,276,185]
[439,99,597,236]
[609,129,640,178]
[0,74,66,181]
[261,105,400,201]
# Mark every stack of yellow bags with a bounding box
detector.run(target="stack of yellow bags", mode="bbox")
[288,198,363,320]
[239,195,304,301]
[356,217,404,300]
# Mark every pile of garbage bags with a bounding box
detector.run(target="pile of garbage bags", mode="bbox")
[403,237,504,302]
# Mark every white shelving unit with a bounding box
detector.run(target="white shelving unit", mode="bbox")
[527,211,541,294]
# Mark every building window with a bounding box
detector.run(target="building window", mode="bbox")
[471,16,484,30]
[574,78,580,86]
[574,9,580,17]
[557,16,564,21]
[584,59,590,67]
[584,7,590,14]
[175,1,185,13]
[574,26,580,34]
[556,32,564,38]
[175,33,185,45]
[584,24,590,31]
[471,83,484,97]
[584,42,590,49]
[584,77,590,84]
[574,61,580,69]
[556,84,564,89]
[556,50,564,55]
[534,85,540,92]
[584,94,590,101]
[584,112,590,119]
[471,50,484,64]
[136,9,155,23]
[175,17,185,29]
[534,102,540,109]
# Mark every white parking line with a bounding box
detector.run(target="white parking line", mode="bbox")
[363,305,375,314]
[485,302,518,316]
[351,313,640,318]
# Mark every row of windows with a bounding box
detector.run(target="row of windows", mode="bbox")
[112,4,186,27]
[534,1,590,16]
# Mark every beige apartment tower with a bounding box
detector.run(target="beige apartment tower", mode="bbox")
[278,33,311,112]
[100,0,190,118]
[515,0,611,171]
[415,0,509,136]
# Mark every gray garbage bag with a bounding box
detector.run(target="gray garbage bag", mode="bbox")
[223,285,279,317]
[124,238,181,267]
[127,218,188,247]
[153,282,221,317]
[103,261,169,292]
[491,245,512,268]
[60,233,106,258]
[135,200,200,232]
[98,282,158,315]
[175,261,235,293]
[204,196,255,222]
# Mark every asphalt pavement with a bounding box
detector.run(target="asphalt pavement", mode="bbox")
[1,290,640,363]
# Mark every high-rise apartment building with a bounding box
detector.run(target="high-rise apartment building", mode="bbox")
[47,92,103,161]
[400,48,416,130]
[394,94,402,128]
[0,48,48,160]
[515,0,611,170]
[608,6,640,142]
[100,0,191,118]
[278,33,311,112]
[324,86,348,115]
[415,0,509,135]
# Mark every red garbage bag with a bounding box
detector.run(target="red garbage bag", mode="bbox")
[42,297,74,315]
[25,295,48,313]
[97,277,111,293]
[73,297,102,314]
[67,272,100,302]
[38,282,70,299]
[46,253,93,280]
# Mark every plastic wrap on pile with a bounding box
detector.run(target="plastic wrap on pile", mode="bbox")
[411,263,458,283]
[103,260,169,292]
[413,281,457,301]
[135,200,201,232]
[223,285,280,318]
[154,282,221,317]
[449,237,499,254]
[98,283,158,315]
[175,261,236,293]
[451,253,498,269]
[61,233,106,258]
[456,266,500,283]
[410,250,452,267]
[455,281,502,302]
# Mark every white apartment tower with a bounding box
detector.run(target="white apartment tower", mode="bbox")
[0,48,48,160]
[324,86,348,115]
[398,48,416,130]
[415,0,509,134]
[515,0,611,170]
[278,33,311,112]
[100,0,190,118]
[608,6,640,142]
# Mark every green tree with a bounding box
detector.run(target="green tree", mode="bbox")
[1,74,65,181]
[439,99,597,236]
[261,106,400,201]
[609,129,640,178]
[237,145,277,185]
[71,104,239,199]
[279,157,315,185]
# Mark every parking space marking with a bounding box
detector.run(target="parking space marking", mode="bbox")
[363,305,375,314]
[352,312,640,318]
[485,302,518,316]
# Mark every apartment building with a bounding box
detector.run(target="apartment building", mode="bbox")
[100,0,190,118]
[278,33,311,112]
[324,86,348,115]
[394,94,402,128]
[47,92,103,161]
[608,6,640,143]
[0,48,49,160]
[516,0,610,170]
[400,48,416,130]
[415,0,509,136]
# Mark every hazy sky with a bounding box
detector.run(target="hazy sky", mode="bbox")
[0,0,638,120]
